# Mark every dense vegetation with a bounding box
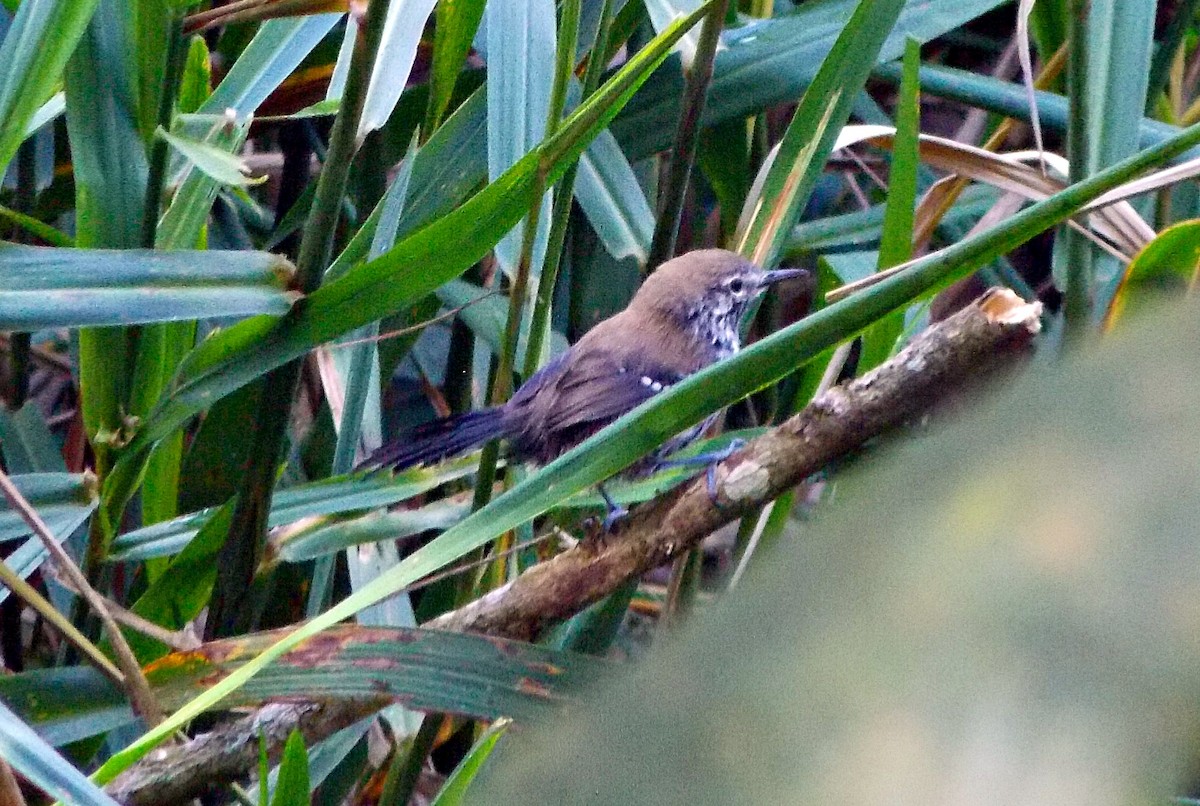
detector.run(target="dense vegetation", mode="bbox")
[1,0,1198,802]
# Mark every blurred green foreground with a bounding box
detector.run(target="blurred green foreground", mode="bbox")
[473,298,1200,805]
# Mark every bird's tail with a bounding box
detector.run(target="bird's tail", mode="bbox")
[359,407,509,472]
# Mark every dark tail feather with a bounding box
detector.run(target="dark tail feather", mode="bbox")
[359,407,509,472]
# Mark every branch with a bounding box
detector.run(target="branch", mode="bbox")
[427,288,1043,639]
[0,469,163,725]
[106,699,387,806]
[107,288,1041,804]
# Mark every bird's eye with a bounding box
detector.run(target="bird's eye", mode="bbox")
[729,278,745,294]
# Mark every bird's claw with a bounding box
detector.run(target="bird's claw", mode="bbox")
[582,502,627,553]
[656,437,746,506]
[602,503,629,532]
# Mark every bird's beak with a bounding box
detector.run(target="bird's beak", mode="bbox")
[760,268,806,286]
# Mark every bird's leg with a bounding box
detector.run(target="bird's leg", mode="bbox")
[598,483,629,531]
[581,483,628,553]
[653,438,746,503]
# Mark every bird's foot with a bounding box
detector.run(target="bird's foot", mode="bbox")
[598,482,628,531]
[602,502,629,532]
[581,483,629,552]
[582,507,627,553]
[655,438,746,505]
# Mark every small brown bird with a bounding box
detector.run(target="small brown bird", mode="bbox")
[363,249,803,522]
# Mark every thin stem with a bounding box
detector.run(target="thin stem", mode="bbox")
[0,469,162,725]
[47,567,200,652]
[141,12,188,249]
[471,173,548,514]
[1146,0,1200,114]
[212,0,392,637]
[523,0,615,378]
[646,0,730,269]
[1062,0,1092,343]
[8,137,37,406]
[474,0,585,510]
[379,714,447,806]
[545,0,582,164]
[0,557,123,684]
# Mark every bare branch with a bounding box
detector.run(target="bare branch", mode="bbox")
[0,469,164,725]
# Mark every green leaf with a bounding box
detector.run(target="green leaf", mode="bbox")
[276,500,471,563]
[425,0,486,131]
[123,502,234,661]
[0,0,100,178]
[0,667,129,747]
[430,719,509,806]
[0,203,74,247]
[206,15,344,117]
[355,0,438,138]
[270,731,311,806]
[132,0,171,144]
[0,473,97,607]
[176,34,212,114]
[157,120,248,249]
[1104,219,1200,330]
[0,473,96,543]
[158,125,266,186]
[0,243,296,329]
[860,36,920,372]
[1080,0,1156,313]
[613,0,1009,161]
[435,279,568,368]
[158,17,342,251]
[175,382,263,515]
[735,0,906,266]
[574,125,654,262]
[0,405,68,474]
[1083,0,1154,173]
[110,460,481,561]
[65,0,152,443]
[329,135,420,474]
[1,626,605,745]
[325,87,487,281]
[0,700,120,805]
[485,0,556,277]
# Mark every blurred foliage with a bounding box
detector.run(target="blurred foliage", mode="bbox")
[2,0,1200,801]
[472,297,1200,805]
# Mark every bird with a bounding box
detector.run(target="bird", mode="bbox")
[361,249,804,524]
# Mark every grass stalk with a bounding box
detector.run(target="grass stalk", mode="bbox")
[1146,0,1200,114]
[522,0,616,379]
[210,0,392,637]
[646,0,731,268]
[140,12,187,250]
[0,469,162,725]
[473,0,584,512]
[1062,0,1092,343]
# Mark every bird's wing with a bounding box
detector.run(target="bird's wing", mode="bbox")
[541,350,683,433]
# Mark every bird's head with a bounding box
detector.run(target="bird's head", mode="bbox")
[631,249,805,356]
